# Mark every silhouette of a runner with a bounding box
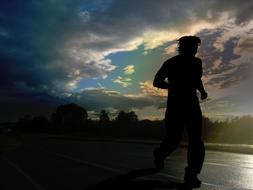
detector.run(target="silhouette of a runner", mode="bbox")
[153,36,207,188]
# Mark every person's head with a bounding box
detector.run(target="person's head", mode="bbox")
[177,36,201,56]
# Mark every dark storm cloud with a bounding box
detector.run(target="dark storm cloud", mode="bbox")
[0,1,78,93]
[0,90,68,122]
[205,0,253,24]
[90,0,253,34]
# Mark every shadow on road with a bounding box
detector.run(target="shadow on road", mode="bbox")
[85,168,192,190]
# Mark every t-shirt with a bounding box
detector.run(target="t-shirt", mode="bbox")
[154,54,203,103]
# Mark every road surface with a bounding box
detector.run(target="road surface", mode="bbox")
[1,135,253,190]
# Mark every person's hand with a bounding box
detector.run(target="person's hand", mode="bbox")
[201,91,208,100]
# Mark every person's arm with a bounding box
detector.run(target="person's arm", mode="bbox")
[198,79,208,100]
[196,59,208,100]
[153,62,169,89]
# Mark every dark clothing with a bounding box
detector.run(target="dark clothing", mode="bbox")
[154,54,205,99]
[154,54,205,174]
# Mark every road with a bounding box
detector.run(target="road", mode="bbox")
[1,135,253,190]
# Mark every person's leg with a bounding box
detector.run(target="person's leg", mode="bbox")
[154,114,184,170]
[185,104,205,187]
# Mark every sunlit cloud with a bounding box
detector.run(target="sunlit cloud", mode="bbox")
[164,44,178,55]
[211,58,223,70]
[213,20,253,52]
[142,30,180,50]
[112,76,132,87]
[123,65,135,75]
[139,80,167,97]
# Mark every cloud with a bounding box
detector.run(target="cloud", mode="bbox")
[195,20,253,91]
[164,44,178,55]
[212,20,253,52]
[69,88,161,111]
[211,58,223,70]
[78,10,91,23]
[112,76,132,87]
[0,89,68,122]
[202,95,250,116]
[132,106,166,120]
[234,33,253,54]
[139,80,167,97]
[45,0,253,94]
[123,65,135,75]
[1,0,253,121]
[1,0,253,95]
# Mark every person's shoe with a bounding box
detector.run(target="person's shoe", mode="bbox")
[184,168,201,188]
[153,148,164,171]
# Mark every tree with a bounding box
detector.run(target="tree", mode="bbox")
[114,110,138,127]
[128,111,138,123]
[17,114,32,132]
[31,115,50,133]
[51,103,88,132]
[99,110,110,127]
[115,110,127,123]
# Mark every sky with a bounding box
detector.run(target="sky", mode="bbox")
[1,0,253,122]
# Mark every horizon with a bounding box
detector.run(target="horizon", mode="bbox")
[1,1,253,122]
[2,102,252,124]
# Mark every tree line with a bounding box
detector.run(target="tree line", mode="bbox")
[1,103,253,144]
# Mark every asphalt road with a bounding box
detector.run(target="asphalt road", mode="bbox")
[1,135,253,190]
